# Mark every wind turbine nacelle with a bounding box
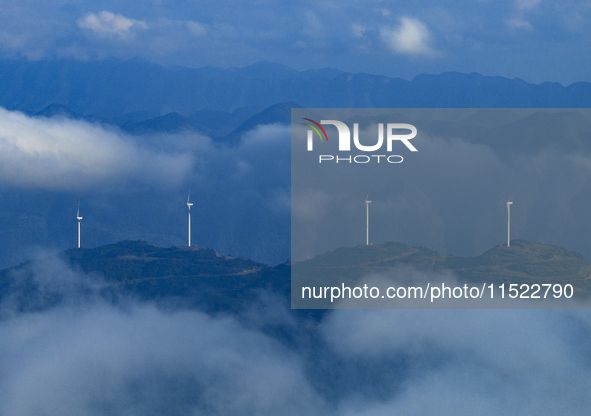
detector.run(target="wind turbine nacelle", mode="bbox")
[77,217,83,220]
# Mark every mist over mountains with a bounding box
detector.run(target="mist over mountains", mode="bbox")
[1,240,590,415]
[1,58,591,415]
[2,58,591,271]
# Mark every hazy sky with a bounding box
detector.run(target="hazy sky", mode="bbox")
[0,0,589,84]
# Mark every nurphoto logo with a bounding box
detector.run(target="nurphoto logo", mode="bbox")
[303,118,418,164]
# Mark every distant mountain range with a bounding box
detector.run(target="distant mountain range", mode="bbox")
[30,103,591,155]
[2,58,591,121]
[7,57,591,148]
[32,101,298,144]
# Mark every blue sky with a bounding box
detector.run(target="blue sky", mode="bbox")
[0,1,589,85]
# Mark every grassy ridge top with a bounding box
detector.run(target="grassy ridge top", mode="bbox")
[447,239,591,284]
[0,240,290,313]
[293,239,591,290]
[1,239,590,313]
[62,240,263,282]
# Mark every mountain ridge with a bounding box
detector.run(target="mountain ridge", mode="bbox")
[292,239,591,292]
[1,238,589,314]
[2,58,591,118]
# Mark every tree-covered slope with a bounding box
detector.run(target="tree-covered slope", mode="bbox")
[2,239,589,314]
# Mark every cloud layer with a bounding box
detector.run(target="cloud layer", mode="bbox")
[0,2,589,83]
[323,308,591,415]
[381,18,437,57]
[0,108,192,190]
[1,257,590,415]
[78,11,147,39]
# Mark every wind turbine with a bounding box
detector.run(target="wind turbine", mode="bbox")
[365,193,371,245]
[504,199,513,247]
[76,203,82,249]
[187,193,193,247]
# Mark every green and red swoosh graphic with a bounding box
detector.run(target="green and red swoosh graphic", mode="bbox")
[302,118,328,142]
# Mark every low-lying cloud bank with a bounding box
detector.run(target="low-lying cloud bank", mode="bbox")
[324,308,591,415]
[0,305,326,415]
[1,258,590,415]
[0,256,324,415]
[0,108,193,190]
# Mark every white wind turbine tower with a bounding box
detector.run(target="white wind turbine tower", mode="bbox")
[187,193,193,247]
[505,199,513,247]
[77,203,83,249]
[365,193,371,246]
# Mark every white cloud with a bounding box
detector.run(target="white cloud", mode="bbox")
[516,0,542,10]
[324,308,591,415]
[0,258,325,415]
[0,31,27,50]
[508,17,534,29]
[381,18,438,58]
[187,21,208,36]
[0,108,192,190]
[77,11,147,39]
[0,304,324,415]
[2,254,591,416]
[302,10,324,38]
[352,24,366,38]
